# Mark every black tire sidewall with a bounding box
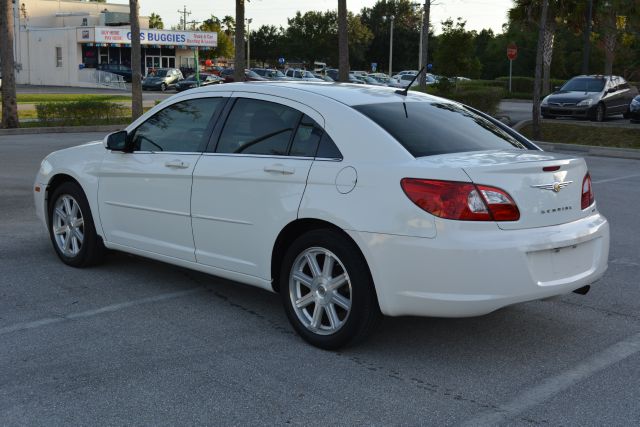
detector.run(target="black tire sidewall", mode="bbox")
[280,229,379,350]
[48,182,102,267]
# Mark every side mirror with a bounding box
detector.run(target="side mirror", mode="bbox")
[103,130,128,151]
[553,86,561,92]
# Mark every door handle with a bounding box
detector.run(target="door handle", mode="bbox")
[264,164,295,175]
[164,159,189,169]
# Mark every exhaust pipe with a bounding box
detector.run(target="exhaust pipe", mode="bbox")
[573,285,590,295]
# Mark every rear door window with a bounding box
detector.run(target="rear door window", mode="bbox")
[354,101,528,157]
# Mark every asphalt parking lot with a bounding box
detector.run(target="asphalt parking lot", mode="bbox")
[1,132,639,425]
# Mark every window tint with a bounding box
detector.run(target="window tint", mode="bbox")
[290,115,323,157]
[131,98,222,152]
[316,132,343,159]
[216,98,301,155]
[354,101,527,158]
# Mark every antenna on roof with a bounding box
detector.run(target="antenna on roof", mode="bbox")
[395,66,426,96]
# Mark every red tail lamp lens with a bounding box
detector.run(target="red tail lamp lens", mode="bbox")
[401,179,520,221]
[581,173,595,209]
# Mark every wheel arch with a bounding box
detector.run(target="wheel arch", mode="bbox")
[46,173,102,238]
[271,218,376,297]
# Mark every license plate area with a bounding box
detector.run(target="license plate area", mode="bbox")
[527,238,599,285]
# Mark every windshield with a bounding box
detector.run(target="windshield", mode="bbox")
[561,78,606,92]
[272,70,285,77]
[354,102,528,157]
[154,70,169,77]
[302,71,315,78]
[245,70,261,78]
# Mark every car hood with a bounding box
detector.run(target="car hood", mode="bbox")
[545,91,601,103]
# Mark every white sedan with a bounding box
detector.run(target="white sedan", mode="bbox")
[34,82,609,349]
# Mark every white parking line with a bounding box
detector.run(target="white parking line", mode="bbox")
[0,288,203,336]
[593,173,640,185]
[461,331,640,426]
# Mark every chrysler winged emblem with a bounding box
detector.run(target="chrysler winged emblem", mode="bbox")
[531,180,573,193]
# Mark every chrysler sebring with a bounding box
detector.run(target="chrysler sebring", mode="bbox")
[34,82,609,349]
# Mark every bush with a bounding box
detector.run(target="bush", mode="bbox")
[496,76,567,96]
[412,85,504,115]
[35,100,127,126]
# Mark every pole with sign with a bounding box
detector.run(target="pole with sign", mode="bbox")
[507,43,518,93]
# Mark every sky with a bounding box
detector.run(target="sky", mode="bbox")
[118,0,514,35]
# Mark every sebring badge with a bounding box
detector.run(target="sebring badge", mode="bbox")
[531,180,573,193]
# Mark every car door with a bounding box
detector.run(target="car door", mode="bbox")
[191,94,324,280]
[98,94,228,261]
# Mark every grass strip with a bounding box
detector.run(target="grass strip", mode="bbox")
[17,94,131,103]
[519,123,640,149]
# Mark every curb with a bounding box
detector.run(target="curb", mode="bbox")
[511,120,640,160]
[0,124,124,136]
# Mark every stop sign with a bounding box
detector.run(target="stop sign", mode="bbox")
[507,43,518,61]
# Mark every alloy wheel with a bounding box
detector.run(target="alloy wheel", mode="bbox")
[289,247,352,335]
[52,194,84,257]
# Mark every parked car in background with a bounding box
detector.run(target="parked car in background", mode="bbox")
[388,73,436,88]
[541,75,638,121]
[629,95,640,123]
[251,68,290,81]
[34,82,609,349]
[313,73,334,82]
[360,76,386,86]
[284,69,324,82]
[142,68,184,91]
[97,64,133,82]
[175,73,223,92]
[391,70,419,80]
[221,69,267,83]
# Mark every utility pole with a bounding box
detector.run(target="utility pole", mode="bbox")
[386,15,395,77]
[419,1,430,88]
[177,5,191,31]
[246,18,252,69]
[581,0,593,74]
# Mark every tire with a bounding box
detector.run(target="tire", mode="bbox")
[593,103,606,122]
[280,229,381,350]
[160,83,167,92]
[48,182,104,268]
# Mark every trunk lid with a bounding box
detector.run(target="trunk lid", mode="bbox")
[418,149,592,230]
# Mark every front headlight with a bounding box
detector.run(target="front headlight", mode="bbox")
[577,99,593,107]
[541,97,549,106]
[632,98,640,106]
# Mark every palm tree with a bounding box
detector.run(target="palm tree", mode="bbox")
[338,0,349,82]
[234,1,245,82]
[222,15,236,36]
[149,12,164,29]
[129,0,143,119]
[0,0,19,128]
[532,0,549,140]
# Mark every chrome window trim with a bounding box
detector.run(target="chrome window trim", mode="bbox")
[200,152,342,162]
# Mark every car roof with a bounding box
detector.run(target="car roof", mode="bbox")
[185,81,443,107]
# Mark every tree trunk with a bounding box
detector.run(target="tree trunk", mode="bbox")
[129,0,143,120]
[532,0,549,140]
[234,0,245,82]
[418,1,430,89]
[338,0,349,82]
[581,0,593,74]
[542,20,556,96]
[603,32,615,75]
[0,0,19,128]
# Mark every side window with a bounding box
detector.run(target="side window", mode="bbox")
[216,98,301,155]
[316,132,343,160]
[131,98,222,152]
[290,114,323,157]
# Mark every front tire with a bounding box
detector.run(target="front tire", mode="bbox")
[280,229,380,350]
[48,182,104,267]
[593,103,606,122]
[160,83,167,92]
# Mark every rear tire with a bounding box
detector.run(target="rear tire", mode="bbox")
[280,229,380,350]
[48,182,105,267]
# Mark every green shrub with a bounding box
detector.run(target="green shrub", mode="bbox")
[496,76,567,95]
[412,85,504,115]
[35,100,127,126]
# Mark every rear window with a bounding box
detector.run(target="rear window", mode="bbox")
[354,101,527,157]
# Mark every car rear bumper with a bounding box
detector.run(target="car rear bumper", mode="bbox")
[347,213,609,317]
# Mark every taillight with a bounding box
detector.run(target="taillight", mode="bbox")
[581,173,594,209]
[401,179,520,221]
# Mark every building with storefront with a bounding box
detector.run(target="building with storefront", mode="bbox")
[12,0,217,87]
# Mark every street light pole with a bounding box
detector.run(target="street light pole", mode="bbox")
[389,15,395,77]
[246,18,252,69]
